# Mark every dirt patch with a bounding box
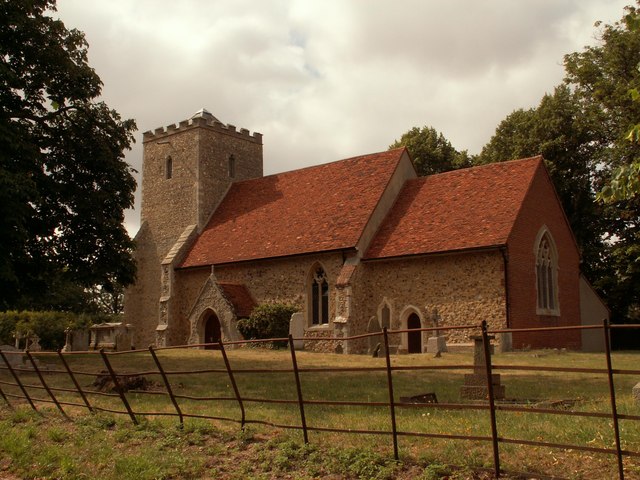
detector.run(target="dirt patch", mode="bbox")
[91,372,160,393]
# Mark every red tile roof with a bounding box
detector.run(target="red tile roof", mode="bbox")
[364,157,542,259]
[219,283,256,318]
[180,149,406,267]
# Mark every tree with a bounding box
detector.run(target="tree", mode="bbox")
[477,3,640,324]
[389,126,472,176]
[0,0,137,311]
[561,2,640,323]
[477,86,608,282]
[596,10,640,202]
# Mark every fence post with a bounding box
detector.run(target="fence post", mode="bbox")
[383,327,399,461]
[149,346,183,426]
[25,350,67,419]
[57,349,93,413]
[99,349,138,425]
[0,376,13,409]
[603,319,625,480]
[288,334,308,444]
[0,350,38,412]
[481,321,500,479]
[217,340,246,429]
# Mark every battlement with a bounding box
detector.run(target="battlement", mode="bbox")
[142,115,263,144]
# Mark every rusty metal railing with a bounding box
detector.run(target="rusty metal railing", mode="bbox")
[0,320,638,479]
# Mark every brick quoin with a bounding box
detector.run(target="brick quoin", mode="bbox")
[506,162,581,349]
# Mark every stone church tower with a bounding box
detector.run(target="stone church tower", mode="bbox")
[124,109,263,347]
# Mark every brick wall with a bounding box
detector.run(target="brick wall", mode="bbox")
[506,163,581,349]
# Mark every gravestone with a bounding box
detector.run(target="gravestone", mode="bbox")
[63,327,90,352]
[0,345,24,368]
[289,312,305,350]
[460,335,505,400]
[89,322,133,351]
[426,308,447,354]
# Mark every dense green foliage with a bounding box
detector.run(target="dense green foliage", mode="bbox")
[0,310,107,350]
[0,0,137,311]
[237,303,298,344]
[476,3,640,326]
[389,126,472,175]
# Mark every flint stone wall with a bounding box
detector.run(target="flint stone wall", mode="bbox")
[350,251,506,353]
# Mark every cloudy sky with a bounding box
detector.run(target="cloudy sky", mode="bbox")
[55,0,631,235]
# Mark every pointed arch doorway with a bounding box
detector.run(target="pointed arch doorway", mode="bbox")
[203,311,221,349]
[407,313,422,353]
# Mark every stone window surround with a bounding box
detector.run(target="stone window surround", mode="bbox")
[308,263,330,327]
[534,226,560,317]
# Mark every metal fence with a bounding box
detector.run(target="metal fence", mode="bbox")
[0,319,638,479]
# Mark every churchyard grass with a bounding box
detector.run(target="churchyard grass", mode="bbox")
[0,348,639,478]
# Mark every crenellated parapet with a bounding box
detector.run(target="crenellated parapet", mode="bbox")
[142,116,263,144]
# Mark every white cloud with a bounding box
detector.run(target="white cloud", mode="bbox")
[54,0,632,235]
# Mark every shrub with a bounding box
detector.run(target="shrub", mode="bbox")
[237,303,298,346]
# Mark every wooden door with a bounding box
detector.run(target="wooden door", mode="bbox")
[407,313,422,353]
[204,313,221,349]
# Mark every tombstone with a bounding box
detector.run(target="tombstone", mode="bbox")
[62,327,91,352]
[460,334,505,400]
[0,345,24,368]
[426,308,447,354]
[89,322,133,351]
[26,335,41,352]
[289,312,305,350]
[633,382,640,405]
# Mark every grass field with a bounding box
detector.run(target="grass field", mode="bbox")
[0,347,639,479]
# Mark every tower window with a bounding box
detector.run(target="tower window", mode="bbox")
[165,156,173,179]
[228,154,236,178]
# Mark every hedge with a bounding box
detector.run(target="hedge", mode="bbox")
[0,311,113,351]
[237,303,298,347]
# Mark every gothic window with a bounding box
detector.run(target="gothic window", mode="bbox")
[535,230,559,315]
[228,154,236,178]
[165,156,173,179]
[310,266,329,325]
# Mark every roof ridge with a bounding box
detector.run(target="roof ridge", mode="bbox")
[228,148,406,187]
[401,156,543,185]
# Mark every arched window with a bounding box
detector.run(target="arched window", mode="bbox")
[310,266,329,325]
[535,230,559,315]
[165,155,173,179]
[228,154,236,178]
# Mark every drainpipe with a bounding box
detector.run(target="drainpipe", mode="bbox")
[500,247,510,328]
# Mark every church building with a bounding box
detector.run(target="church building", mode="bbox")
[123,109,608,353]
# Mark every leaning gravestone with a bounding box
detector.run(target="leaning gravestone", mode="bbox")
[633,382,640,405]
